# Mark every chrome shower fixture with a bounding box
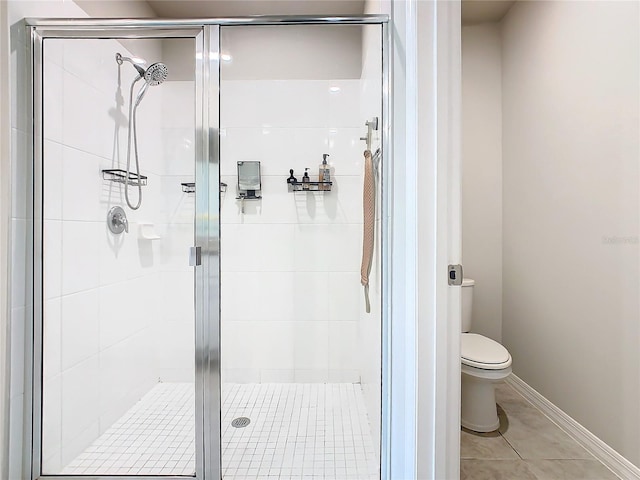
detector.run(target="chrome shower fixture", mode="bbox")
[144,62,169,86]
[116,52,168,86]
[115,52,168,210]
[115,52,146,77]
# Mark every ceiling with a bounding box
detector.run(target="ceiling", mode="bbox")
[461,0,516,25]
[146,0,366,17]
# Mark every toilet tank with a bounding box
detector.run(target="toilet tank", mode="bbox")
[461,278,475,332]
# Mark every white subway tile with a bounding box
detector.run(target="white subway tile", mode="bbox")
[153,321,195,373]
[62,72,113,160]
[44,220,63,299]
[328,321,358,371]
[161,128,196,176]
[160,270,195,322]
[43,60,64,143]
[61,221,101,295]
[291,272,329,321]
[62,147,102,221]
[44,141,64,220]
[61,356,100,452]
[44,298,62,380]
[293,322,329,369]
[221,224,294,272]
[44,38,64,67]
[293,369,329,383]
[63,39,122,96]
[293,224,361,272]
[220,127,364,177]
[328,272,361,321]
[161,81,195,129]
[260,369,295,383]
[222,272,294,322]
[42,375,62,472]
[61,289,100,370]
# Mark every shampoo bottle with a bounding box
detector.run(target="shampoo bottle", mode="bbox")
[302,168,310,190]
[319,154,330,191]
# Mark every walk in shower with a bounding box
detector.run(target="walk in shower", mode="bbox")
[27,17,388,480]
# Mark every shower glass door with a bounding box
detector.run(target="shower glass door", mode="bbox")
[32,24,219,478]
[218,23,383,480]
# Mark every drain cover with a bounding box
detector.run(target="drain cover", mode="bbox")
[231,417,251,428]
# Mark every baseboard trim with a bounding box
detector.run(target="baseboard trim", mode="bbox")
[506,374,640,480]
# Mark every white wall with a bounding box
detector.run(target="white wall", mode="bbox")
[461,23,503,342]
[501,0,640,466]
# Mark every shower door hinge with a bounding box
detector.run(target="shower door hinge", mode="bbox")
[189,246,202,266]
[448,264,463,286]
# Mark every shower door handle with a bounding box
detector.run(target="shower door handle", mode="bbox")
[189,246,202,266]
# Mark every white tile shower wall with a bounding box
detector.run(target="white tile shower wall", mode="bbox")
[220,79,365,384]
[156,80,196,383]
[40,37,167,471]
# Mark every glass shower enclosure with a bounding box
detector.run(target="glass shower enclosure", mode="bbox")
[27,17,388,480]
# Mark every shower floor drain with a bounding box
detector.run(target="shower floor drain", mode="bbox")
[231,417,251,428]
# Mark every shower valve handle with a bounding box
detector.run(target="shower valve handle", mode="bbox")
[107,206,129,235]
[117,213,129,233]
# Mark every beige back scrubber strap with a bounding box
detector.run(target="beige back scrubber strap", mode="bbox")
[361,149,375,313]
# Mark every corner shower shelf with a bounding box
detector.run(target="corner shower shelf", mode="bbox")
[102,169,147,187]
[181,182,228,194]
[287,180,333,192]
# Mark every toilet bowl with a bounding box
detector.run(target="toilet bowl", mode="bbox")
[460,279,512,432]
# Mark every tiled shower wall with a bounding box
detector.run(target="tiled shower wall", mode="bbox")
[220,78,367,384]
[41,37,161,471]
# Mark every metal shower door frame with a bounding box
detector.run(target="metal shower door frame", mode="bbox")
[28,23,216,480]
[26,16,390,480]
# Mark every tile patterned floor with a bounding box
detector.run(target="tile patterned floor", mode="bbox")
[62,383,196,476]
[461,383,621,480]
[62,382,379,479]
[222,383,378,480]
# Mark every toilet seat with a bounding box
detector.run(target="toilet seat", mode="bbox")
[461,333,512,370]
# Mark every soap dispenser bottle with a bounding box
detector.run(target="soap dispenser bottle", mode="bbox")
[319,154,330,191]
[302,168,310,190]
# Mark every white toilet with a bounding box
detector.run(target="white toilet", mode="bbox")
[461,278,512,432]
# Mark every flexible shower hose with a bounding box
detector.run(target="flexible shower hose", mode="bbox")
[125,76,144,210]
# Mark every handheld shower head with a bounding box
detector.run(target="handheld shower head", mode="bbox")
[144,62,168,86]
[116,53,168,87]
[132,63,168,106]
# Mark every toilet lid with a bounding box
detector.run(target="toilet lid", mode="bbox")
[461,333,512,370]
